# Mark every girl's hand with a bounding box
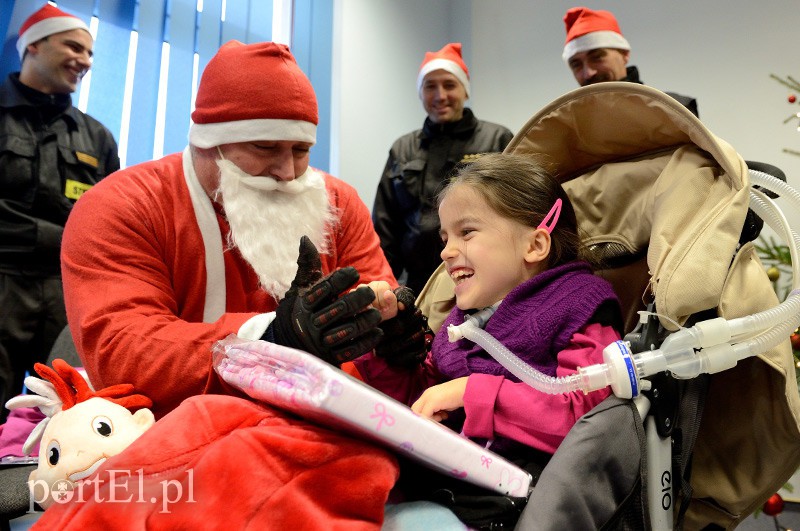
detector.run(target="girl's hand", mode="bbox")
[411,377,468,422]
[354,281,399,321]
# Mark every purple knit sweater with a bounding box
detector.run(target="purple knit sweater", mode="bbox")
[432,261,619,381]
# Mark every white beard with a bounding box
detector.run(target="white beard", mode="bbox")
[216,159,336,300]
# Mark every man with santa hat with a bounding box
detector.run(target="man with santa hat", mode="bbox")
[0,4,119,420]
[61,40,422,419]
[372,43,514,294]
[561,6,698,117]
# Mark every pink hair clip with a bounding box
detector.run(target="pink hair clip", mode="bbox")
[537,198,562,233]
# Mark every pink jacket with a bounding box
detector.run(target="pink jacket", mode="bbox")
[355,322,617,455]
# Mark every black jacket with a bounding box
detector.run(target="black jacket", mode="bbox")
[624,66,699,117]
[373,108,513,292]
[0,73,120,275]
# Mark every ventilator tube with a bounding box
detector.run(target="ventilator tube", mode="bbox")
[447,308,589,395]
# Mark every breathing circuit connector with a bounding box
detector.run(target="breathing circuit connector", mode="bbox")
[595,318,738,398]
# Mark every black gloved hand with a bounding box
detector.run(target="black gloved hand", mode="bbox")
[269,236,383,366]
[374,286,430,369]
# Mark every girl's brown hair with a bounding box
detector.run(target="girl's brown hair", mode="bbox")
[439,153,587,268]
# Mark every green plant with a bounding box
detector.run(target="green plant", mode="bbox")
[755,234,794,301]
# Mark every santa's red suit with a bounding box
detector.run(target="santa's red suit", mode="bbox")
[62,149,396,419]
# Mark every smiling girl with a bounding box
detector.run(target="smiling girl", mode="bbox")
[357,153,622,463]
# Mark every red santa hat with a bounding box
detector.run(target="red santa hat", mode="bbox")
[562,7,630,62]
[17,4,91,61]
[190,41,318,148]
[416,42,470,97]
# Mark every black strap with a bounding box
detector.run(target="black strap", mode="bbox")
[673,375,710,529]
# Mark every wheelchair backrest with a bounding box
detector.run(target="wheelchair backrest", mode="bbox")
[416,82,800,528]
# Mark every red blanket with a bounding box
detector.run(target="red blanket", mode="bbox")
[33,394,399,530]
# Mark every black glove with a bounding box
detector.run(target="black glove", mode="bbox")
[374,286,430,369]
[269,236,383,366]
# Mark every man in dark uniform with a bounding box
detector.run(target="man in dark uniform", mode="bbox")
[373,43,514,293]
[0,4,120,419]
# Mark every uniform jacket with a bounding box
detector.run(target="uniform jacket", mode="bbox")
[372,108,513,292]
[61,149,396,418]
[0,73,119,275]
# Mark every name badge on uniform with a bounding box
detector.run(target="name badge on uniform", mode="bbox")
[75,151,99,168]
[65,179,93,200]
[459,153,485,164]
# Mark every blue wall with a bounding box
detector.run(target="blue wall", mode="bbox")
[1,0,333,171]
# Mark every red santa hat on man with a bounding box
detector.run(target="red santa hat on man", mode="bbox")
[17,4,91,61]
[416,42,470,97]
[562,7,630,62]
[189,40,318,148]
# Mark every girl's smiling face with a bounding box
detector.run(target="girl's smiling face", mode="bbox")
[439,184,546,310]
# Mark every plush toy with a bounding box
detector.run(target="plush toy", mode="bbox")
[5,359,154,509]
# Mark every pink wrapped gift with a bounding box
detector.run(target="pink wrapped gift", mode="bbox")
[213,336,531,497]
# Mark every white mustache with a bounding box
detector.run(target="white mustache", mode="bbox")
[238,175,307,194]
[216,159,320,195]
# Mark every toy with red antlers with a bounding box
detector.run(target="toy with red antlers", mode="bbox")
[5,359,154,509]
